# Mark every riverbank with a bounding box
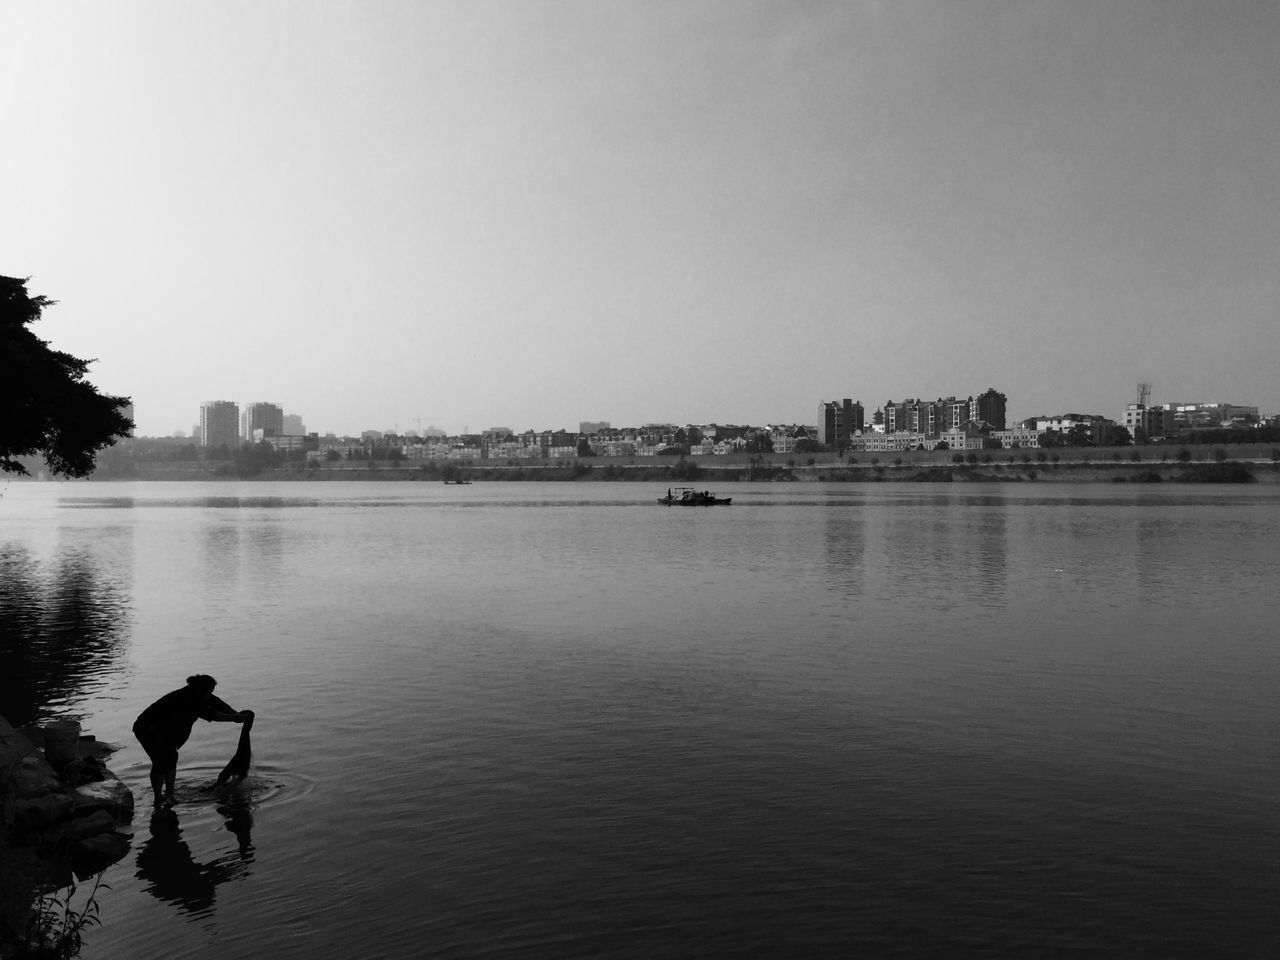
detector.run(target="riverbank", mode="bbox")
[57,451,1280,484]
[0,717,134,957]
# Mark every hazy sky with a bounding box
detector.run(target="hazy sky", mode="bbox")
[4,1,1277,437]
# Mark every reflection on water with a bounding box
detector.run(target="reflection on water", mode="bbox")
[973,508,1007,608]
[63,496,321,510]
[822,506,864,597]
[216,800,255,858]
[135,804,253,920]
[874,496,1010,612]
[0,534,133,726]
[202,525,241,602]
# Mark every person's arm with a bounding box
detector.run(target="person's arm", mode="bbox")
[209,695,252,723]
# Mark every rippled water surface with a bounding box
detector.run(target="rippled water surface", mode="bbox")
[2,480,1278,958]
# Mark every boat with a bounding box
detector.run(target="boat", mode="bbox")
[659,487,732,506]
[442,479,472,485]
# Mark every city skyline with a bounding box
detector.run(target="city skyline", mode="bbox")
[162,389,1263,443]
[4,2,1278,438]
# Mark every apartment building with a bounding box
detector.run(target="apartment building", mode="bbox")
[1123,404,1168,439]
[199,401,239,449]
[241,402,284,443]
[817,399,865,448]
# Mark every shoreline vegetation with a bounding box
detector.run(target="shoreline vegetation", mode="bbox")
[16,443,1280,484]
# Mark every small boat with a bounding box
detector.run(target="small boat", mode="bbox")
[442,479,472,485]
[659,487,732,506]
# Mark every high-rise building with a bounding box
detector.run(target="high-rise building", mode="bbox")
[818,399,865,448]
[283,414,306,436]
[878,388,1008,436]
[971,389,1007,429]
[241,402,284,442]
[200,401,239,449]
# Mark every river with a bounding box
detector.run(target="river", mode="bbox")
[2,480,1277,958]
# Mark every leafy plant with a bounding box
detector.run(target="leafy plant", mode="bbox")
[23,873,108,959]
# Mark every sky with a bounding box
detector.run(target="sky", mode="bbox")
[3,1,1278,438]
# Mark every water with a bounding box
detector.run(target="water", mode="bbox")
[2,480,1278,958]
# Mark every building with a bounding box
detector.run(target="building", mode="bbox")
[241,402,284,443]
[849,431,929,453]
[971,389,1007,430]
[940,421,992,451]
[1123,404,1168,440]
[991,426,1044,448]
[199,401,239,449]
[284,414,306,435]
[818,399,865,449]
[260,434,315,454]
[880,390,1006,438]
[1160,402,1260,431]
[1023,414,1116,446]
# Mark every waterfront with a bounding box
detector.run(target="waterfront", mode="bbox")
[2,481,1278,958]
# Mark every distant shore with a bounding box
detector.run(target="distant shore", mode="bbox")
[40,441,1280,484]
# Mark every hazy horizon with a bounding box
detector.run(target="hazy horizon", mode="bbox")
[4,1,1277,437]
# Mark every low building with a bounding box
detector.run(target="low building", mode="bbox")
[258,433,313,453]
[1161,402,1260,431]
[940,421,991,451]
[991,426,1044,448]
[848,431,930,453]
[1023,414,1116,446]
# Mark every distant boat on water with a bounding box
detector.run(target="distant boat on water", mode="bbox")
[659,487,731,506]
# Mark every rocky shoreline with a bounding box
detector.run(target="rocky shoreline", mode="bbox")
[0,715,134,953]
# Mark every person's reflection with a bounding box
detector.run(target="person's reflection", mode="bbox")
[216,799,255,859]
[135,803,253,917]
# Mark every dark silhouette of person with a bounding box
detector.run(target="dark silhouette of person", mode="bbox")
[133,674,251,807]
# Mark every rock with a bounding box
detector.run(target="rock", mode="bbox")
[73,776,135,823]
[71,831,132,878]
[13,793,76,830]
[10,756,61,799]
[0,724,38,774]
[13,724,44,751]
[59,755,107,787]
[41,810,117,852]
[1,715,135,883]
[79,737,119,762]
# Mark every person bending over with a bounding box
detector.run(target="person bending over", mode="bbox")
[133,674,251,807]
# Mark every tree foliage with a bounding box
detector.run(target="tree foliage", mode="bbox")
[1102,424,1133,447]
[2,276,133,476]
[1065,424,1094,447]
